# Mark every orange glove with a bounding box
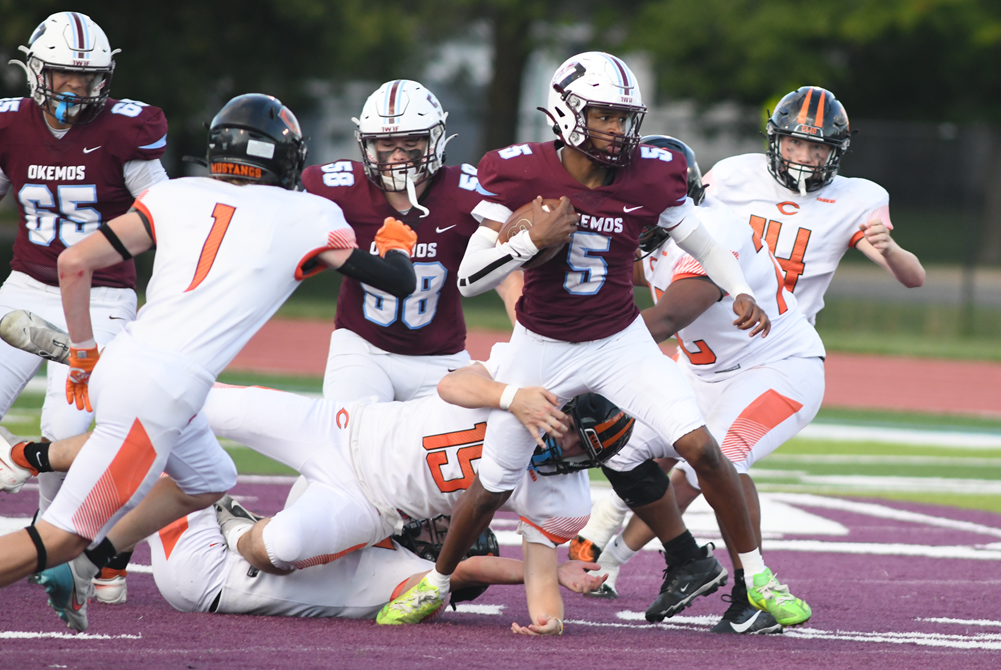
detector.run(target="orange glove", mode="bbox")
[66,345,100,412]
[374,217,418,257]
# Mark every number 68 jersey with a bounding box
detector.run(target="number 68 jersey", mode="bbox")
[127,177,357,375]
[0,96,167,289]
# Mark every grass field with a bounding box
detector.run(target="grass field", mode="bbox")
[6,366,1000,515]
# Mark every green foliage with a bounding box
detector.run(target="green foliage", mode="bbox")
[0,1,426,172]
[623,0,1001,122]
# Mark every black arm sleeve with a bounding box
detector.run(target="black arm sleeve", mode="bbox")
[337,248,416,298]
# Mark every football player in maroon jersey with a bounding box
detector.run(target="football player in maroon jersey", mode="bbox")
[0,12,169,605]
[384,52,809,633]
[301,80,521,407]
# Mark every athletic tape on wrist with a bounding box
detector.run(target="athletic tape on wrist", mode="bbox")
[499,385,519,411]
[25,525,47,574]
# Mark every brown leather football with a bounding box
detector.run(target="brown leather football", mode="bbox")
[498,199,574,270]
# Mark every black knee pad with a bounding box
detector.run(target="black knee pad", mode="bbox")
[602,460,670,508]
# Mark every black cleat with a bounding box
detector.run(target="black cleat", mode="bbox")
[214,494,263,538]
[645,543,728,622]
[711,580,783,634]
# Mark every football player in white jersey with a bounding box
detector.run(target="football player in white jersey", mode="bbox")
[2,343,624,635]
[0,93,421,633]
[572,137,825,633]
[149,505,604,628]
[704,86,924,323]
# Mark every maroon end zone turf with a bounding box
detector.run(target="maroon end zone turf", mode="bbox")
[2,480,1000,669]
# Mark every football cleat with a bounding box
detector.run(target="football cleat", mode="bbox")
[747,568,812,627]
[584,560,620,599]
[376,576,445,625]
[0,310,71,364]
[93,568,128,605]
[645,543,728,622]
[30,555,99,632]
[569,535,602,563]
[214,494,263,540]
[0,427,34,494]
[711,580,783,634]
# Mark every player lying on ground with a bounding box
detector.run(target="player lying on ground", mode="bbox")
[1,332,630,636]
[0,93,420,633]
[572,136,823,633]
[148,496,604,635]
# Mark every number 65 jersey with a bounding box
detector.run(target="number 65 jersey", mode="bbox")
[0,96,167,288]
[704,153,892,323]
[127,177,357,375]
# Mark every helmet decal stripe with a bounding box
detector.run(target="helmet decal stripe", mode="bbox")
[385,79,403,121]
[815,88,826,125]
[68,12,87,57]
[796,87,813,125]
[601,53,632,90]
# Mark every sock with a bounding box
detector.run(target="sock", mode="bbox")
[732,569,746,597]
[105,550,133,572]
[425,568,451,595]
[738,549,767,589]
[84,537,118,572]
[12,442,50,475]
[661,530,701,567]
[224,522,253,552]
[603,534,639,569]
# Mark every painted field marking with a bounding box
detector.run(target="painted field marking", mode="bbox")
[594,612,1001,650]
[799,423,1001,449]
[0,631,142,640]
[769,454,1001,467]
[919,617,1001,627]
[453,604,505,615]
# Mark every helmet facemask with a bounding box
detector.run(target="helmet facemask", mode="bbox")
[542,52,647,168]
[8,13,118,125]
[530,394,635,476]
[353,80,453,216]
[764,86,850,195]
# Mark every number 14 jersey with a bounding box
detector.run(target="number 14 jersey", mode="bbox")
[704,153,892,323]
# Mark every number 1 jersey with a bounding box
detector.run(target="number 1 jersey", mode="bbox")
[128,178,357,374]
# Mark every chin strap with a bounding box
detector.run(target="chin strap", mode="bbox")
[405,174,430,218]
[787,163,812,196]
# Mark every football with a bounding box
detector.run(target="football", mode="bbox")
[497,199,574,270]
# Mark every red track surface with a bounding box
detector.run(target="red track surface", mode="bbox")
[229,320,1001,418]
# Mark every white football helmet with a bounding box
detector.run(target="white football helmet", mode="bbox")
[8,12,118,125]
[542,52,647,167]
[353,80,453,198]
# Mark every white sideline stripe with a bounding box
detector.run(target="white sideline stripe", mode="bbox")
[760,539,1001,560]
[0,631,142,640]
[766,492,1001,538]
[453,604,504,615]
[768,454,1001,467]
[799,423,1001,449]
[919,617,1001,627]
[235,475,298,485]
[758,476,1001,495]
[577,616,1001,650]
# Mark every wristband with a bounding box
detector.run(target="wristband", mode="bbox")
[498,385,519,411]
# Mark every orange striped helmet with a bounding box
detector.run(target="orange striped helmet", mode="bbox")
[765,86,850,194]
[531,393,635,476]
